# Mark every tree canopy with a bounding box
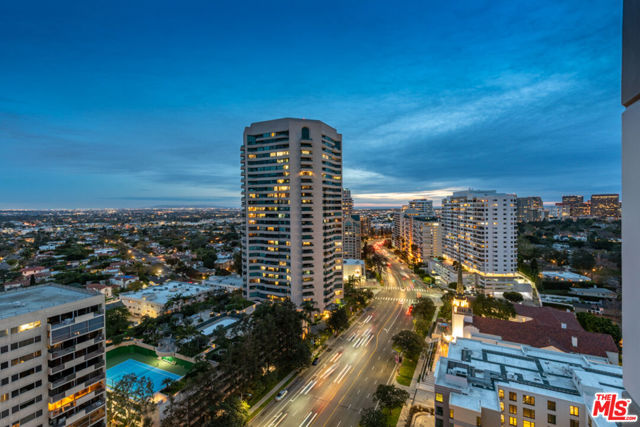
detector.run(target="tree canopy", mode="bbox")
[392,330,424,360]
[107,373,156,427]
[373,384,410,411]
[471,294,515,320]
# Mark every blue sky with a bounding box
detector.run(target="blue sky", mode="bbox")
[0,1,622,208]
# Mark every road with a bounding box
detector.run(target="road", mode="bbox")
[251,246,442,427]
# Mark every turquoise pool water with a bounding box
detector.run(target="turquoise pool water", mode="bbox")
[106,359,181,393]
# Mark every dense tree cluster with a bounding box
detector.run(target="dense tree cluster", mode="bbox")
[411,297,436,337]
[107,374,156,427]
[471,294,515,320]
[161,300,310,426]
[577,312,622,347]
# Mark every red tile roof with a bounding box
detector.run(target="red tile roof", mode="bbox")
[469,306,618,358]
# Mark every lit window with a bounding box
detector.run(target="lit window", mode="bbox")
[499,389,504,399]
[523,395,535,405]
[435,393,443,402]
[509,405,517,414]
[523,422,535,427]
[570,406,579,416]
[509,392,517,402]
[450,409,454,419]
[509,416,517,426]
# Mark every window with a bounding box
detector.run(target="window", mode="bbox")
[523,422,535,427]
[500,402,505,412]
[547,400,556,411]
[509,405,517,414]
[301,127,310,140]
[570,406,579,416]
[499,389,505,399]
[509,392,517,401]
[476,416,482,426]
[450,408,454,418]
[548,414,556,424]
[436,393,443,402]
[523,408,535,419]
[570,421,579,427]
[501,414,505,424]
[509,416,517,426]
[523,395,535,405]
[435,420,443,427]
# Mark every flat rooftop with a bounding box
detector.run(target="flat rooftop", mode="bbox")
[120,281,211,305]
[436,338,624,411]
[0,284,96,320]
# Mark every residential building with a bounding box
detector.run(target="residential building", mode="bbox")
[516,197,543,222]
[342,188,354,216]
[570,202,591,217]
[241,118,343,311]
[360,214,371,236]
[343,214,362,259]
[622,0,640,404]
[411,217,443,263]
[590,194,621,218]
[562,195,584,206]
[408,199,435,217]
[0,285,106,427]
[441,190,518,290]
[120,281,213,318]
[435,338,625,427]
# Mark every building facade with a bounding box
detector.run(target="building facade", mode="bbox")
[516,197,543,222]
[411,217,443,263]
[622,0,640,406]
[435,338,625,427]
[590,194,621,218]
[241,118,343,311]
[408,199,435,217]
[342,188,354,217]
[0,285,106,427]
[441,190,517,289]
[343,214,362,260]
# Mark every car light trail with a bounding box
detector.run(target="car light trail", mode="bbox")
[333,364,352,383]
[266,411,288,427]
[299,411,318,427]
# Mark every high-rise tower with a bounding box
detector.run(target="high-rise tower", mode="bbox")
[241,118,343,311]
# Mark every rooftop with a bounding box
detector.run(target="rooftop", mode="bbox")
[120,281,211,305]
[436,338,624,419]
[0,284,97,320]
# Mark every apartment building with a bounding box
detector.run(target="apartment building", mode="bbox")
[516,197,543,222]
[120,281,213,318]
[590,194,621,218]
[411,217,442,263]
[441,190,518,289]
[435,338,625,427]
[343,214,362,260]
[241,118,343,311]
[408,199,435,217]
[622,0,640,407]
[0,285,106,427]
[342,188,354,216]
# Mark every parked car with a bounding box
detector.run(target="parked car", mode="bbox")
[312,357,319,365]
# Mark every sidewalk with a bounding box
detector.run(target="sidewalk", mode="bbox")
[247,370,296,415]
[395,351,430,426]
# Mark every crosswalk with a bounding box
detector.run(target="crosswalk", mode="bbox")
[381,287,412,291]
[376,297,417,303]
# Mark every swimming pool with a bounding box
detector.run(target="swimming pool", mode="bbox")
[106,359,181,393]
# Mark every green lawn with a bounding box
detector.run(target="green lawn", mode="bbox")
[396,358,417,386]
[385,407,402,427]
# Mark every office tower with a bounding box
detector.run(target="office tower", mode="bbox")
[408,199,435,217]
[622,0,640,405]
[241,118,343,311]
[411,217,442,263]
[441,190,517,288]
[342,188,354,217]
[435,338,625,427]
[516,197,543,222]
[562,195,584,206]
[590,194,621,218]
[0,285,106,427]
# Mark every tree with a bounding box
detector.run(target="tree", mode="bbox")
[471,294,515,320]
[360,407,386,427]
[327,307,349,333]
[29,274,36,287]
[209,396,248,427]
[373,384,410,412]
[107,374,156,427]
[571,249,596,271]
[301,300,319,322]
[503,291,523,303]
[233,251,242,274]
[127,280,144,292]
[577,312,621,347]
[412,297,436,337]
[392,330,424,360]
[197,248,218,269]
[106,306,131,340]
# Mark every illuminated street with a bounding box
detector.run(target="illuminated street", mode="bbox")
[251,247,442,427]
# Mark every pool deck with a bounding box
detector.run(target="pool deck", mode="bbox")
[106,345,192,377]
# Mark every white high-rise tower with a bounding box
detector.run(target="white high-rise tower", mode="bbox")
[241,118,343,311]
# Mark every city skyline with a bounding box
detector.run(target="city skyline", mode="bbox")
[0,0,622,209]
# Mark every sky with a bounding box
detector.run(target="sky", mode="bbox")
[0,1,623,209]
